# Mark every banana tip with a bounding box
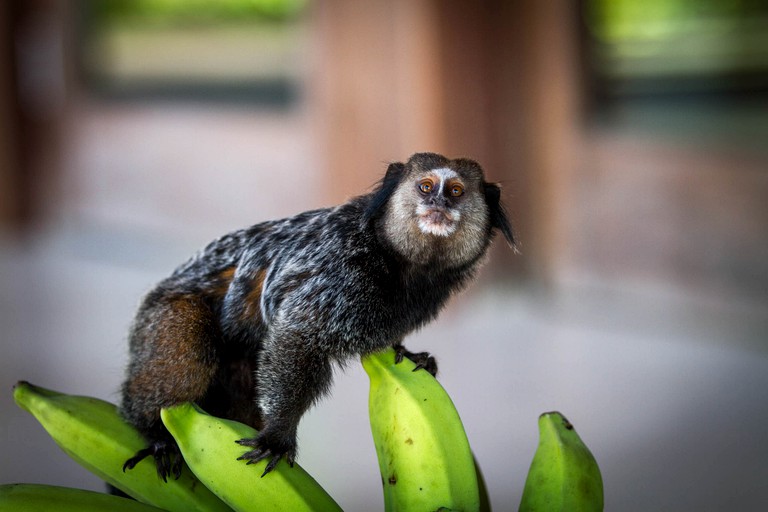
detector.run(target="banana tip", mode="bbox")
[539,411,573,429]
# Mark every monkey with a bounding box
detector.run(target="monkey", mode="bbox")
[119,152,516,480]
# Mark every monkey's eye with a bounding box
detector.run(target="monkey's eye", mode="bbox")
[418,180,434,194]
[449,184,464,197]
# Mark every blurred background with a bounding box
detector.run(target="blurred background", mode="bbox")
[1,0,767,510]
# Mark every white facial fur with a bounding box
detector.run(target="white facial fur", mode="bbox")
[429,168,460,194]
[416,168,462,237]
[382,164,491,267]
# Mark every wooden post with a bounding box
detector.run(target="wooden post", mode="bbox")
[309,0,445,202]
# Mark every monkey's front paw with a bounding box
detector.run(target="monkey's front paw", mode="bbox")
[236,434,296,477]
[393,343,438,376]
[123,439,182,482]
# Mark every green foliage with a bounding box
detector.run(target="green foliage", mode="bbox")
[587,0,768,42]
[87,0,308,26]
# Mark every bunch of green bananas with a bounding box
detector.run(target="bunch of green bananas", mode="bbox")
[361,351,604,512]
[9,381,340,512]
[4,348,603,511]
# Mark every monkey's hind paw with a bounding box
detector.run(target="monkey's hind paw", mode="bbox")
[236,436,296,477]
[123,439,182,482]
[393,343,438,376]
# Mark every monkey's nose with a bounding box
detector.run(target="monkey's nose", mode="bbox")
[428,195,447,207]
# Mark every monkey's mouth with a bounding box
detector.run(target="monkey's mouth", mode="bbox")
[418,209,457,237]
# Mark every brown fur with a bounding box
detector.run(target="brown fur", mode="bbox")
[122,295,217,430]
[240,268,267,323]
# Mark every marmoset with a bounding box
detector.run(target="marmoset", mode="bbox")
[120,152,516,479]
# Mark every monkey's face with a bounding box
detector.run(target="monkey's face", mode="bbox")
[383,153,492,265]
[413,168,471,237]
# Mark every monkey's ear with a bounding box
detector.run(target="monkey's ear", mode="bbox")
[364,162,406,222]
[484,182,518,249]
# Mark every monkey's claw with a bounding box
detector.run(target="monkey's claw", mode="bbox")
[123,439,183,482]
[393,344,438,376]
[236,436,296,477]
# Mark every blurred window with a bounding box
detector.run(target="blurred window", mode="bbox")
[584,0,768,98]
[77,0,308,106]
[582,0,768,151]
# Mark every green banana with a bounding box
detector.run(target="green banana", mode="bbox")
[0,483,166,512]
[518,411,604,512]
[12,381,230,512]
[362,347,480,512]
[160,403,343,512]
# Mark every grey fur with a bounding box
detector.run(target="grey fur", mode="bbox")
[120,152,515,477]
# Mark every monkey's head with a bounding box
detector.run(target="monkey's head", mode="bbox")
[366,152,516,266]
